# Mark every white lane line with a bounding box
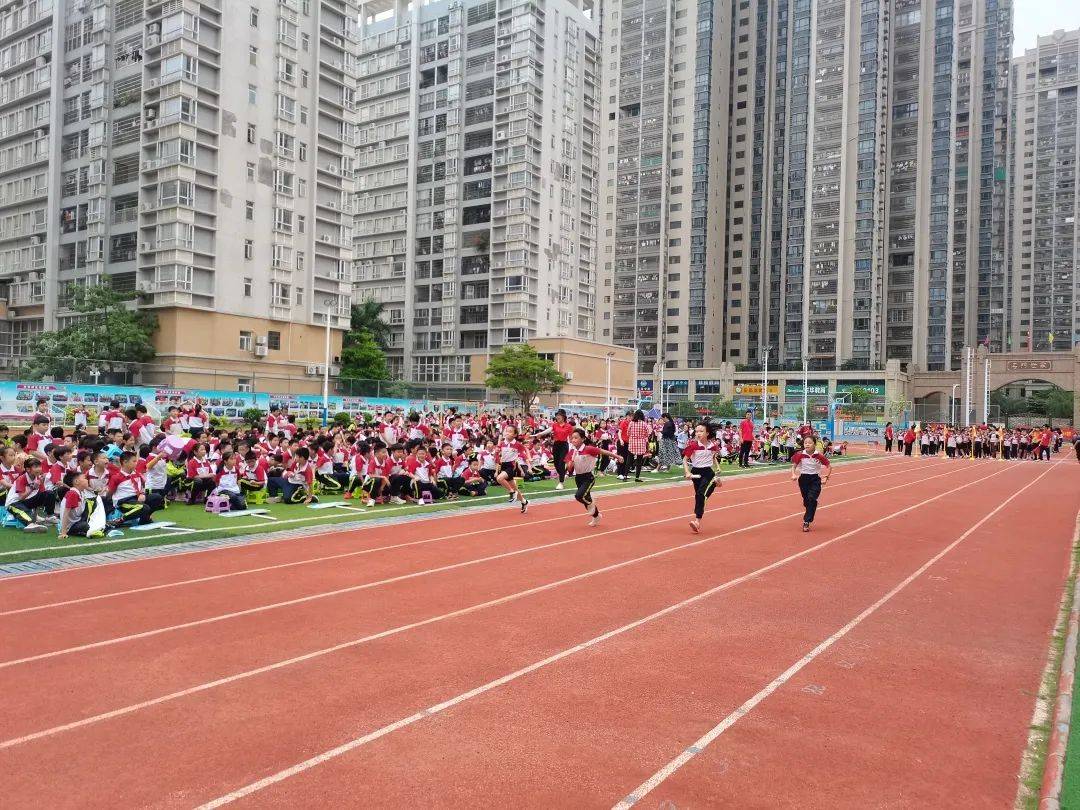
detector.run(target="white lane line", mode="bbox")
[611,461,1062,809]
[0,456,903,581]
[0,461,989,750]
[194,463,1015,808]
[0,459,916,616]
[0,461,949,668]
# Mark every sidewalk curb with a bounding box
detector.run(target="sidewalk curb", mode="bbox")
[1039,511,1080,810]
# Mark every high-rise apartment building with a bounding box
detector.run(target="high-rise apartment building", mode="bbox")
[1007,29,1079,353]
[596,0,729,374]
[719,0,1012,372]
[352,0,602,385]
[0,0,358,389]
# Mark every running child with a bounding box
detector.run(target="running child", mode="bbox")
[682,422,722,533]
[495,425,531,514]
[790,434,831,532]
[566,427,622,526]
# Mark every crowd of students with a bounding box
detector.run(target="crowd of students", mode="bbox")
[882,421,1071,460]
[1,394,1072,542]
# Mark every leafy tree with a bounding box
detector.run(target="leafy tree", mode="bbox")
[669,400,700,420]
[26,285,157,382]
[299,416,322,432]
[349,298,391,351]
[332,411,353,428]
[339,328,390,382]
[242,407,266,429]
[484,344,566,412]
[1028,385,1074,419]
[844,385,875,417]
[989,390,1026,418]
[707,396,741,418]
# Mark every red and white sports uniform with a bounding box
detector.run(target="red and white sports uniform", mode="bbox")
[99,408,126,431]
[108,470,145,501]
[5,472,45,506]
[186,457,216,479]
[682,440,720,468]
[286,460,315,488]
[26,431,52,457]
[791,450,830,476]
[404,456,435,483]
[565,445,603,475]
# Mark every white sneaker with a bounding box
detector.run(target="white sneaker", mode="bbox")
[23,523,46,533]
[589,511,600,527]
[40,515,59,525]
[555,482,564,490]
[389,496,406,505]
[519,498,528,514]
[366,499,376,508]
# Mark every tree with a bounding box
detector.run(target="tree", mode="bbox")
[26,284,157,382]
[989,390,1026,418]
[1028,385,1074,420]
[844,385,875,418]
[349,298,391,351]
[484,344,566,411]
[707,396,741,418]
[332,411,354,428]
[242,407,266,429]
[669,400,700,420]
[339,329,390,382]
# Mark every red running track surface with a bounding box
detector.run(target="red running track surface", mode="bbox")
[0,455,1076,808]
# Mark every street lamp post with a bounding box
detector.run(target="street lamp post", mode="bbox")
[802,357,809,425]
[605,351,615,417]
[322,296,335,427]
[761,346,771,425]
[950,383,959,425]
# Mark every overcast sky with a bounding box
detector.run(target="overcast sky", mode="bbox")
[1012,3,1080,56]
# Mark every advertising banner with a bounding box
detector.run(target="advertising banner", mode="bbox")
[836,420,888,442]
[784,381,828,397]
[835,381,886,397]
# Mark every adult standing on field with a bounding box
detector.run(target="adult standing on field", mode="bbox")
[738,410,755,468]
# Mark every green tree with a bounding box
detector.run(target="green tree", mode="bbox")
[989,390,1026,418]
[1028,385,1074,420]
[844,385,875,418]
[332,411,354,428]
[484,344,566,411]
[669,400,700,420]
[26,284,157,382]
[339,328,390,382]
[242,407,266,429]
[349,298,391,351]
[707,396,741,418]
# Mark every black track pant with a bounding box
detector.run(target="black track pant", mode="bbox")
[739,441,752,467]
[574,472,596,511]
[690,466,717,520]
[884,438,893,452]
[553,441,569,483]
[798,473,822,524]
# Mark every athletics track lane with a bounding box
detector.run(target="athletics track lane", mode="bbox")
[0,459,1016,805]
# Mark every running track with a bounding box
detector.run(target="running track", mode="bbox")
[1,455,1077,807]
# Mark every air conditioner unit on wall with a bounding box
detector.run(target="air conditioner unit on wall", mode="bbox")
[254,345,268,357]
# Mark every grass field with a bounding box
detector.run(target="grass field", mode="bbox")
[0,456,867,567]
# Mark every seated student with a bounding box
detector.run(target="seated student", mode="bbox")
[0,445,18,503]
[101,429,125,462]
[25,415,52,461]
[57,470,107,540]
[0,423,11,448]
[342,441,369,500]
[238,450,270,495]
[386,444,413,505]
[5,457,54,532]
[405,444,440,503]
[86,450,117,515]
[46,444,74,506]
[460,457,489,497]
[211,452,247,511]
[313,439,347,494]
[108,451,161,527]
[356,443,391,506]
[478,441,498,483]
[434,444,467,500]
[137,444,171,503]
[523,440,552,482]
[268,446,316,504]
[184,443,218,504]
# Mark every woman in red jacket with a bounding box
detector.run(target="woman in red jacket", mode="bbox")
[903,425,916,456]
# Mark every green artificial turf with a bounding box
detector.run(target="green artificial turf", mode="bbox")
[0,455,870,566]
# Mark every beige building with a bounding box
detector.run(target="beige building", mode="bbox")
[0,0,359,391]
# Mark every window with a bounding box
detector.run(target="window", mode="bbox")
[244,239,253,259]
[246,162,255,180]
[267,331,281,350]
[247,124,256,144]
[295,287,304,306]
[249,6,259,26]
[237,377,253,393]
[249,46,258,66]
[245,200,254,220]
[243,277,253,297]
[239,330,254,351]
[248,84,257,104]
[296,215,306,234]
[298,142,307,161]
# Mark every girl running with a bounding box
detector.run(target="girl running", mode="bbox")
[566,428,622,526]
[791,434,831,532]
[682,422,722,534]
[495,424,532,514]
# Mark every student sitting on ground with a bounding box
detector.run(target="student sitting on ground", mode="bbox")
[185,443,218,504]
[267,446,317,504]
[108,451,163,527]
[57,470,106,540]
[211,452,247,511]
[5,457,54,533]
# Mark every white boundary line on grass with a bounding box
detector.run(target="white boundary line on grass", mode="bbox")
[0,455,901,579]
[0,462,929,668]
[0,459,917,616]
[612,461,1063,808]
[0,461,997,751]
[195,462,1019,808]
